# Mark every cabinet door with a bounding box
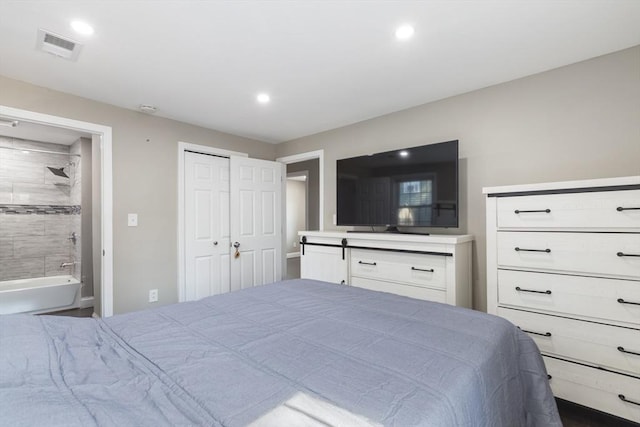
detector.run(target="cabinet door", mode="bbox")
[300,245,348,284]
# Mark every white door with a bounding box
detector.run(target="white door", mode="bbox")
[230,156,283,291]
[184,152,230,300]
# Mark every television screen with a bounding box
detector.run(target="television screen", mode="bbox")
[337,140,458,229]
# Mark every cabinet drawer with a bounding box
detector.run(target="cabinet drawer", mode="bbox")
[544,356,640,423]
[499,308,640,376]
[496,189,640,230]
[497,232,640,279]
[497,269,640,326]
[350,276,447,304]
[350,249,446,289]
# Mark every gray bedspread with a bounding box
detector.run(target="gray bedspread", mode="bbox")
[0,279,561,426]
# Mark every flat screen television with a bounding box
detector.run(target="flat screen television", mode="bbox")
[337,140,458,230]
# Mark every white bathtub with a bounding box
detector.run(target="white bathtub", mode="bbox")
[0,275,81,315]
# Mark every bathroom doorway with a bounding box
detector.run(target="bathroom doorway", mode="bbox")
[0,105,113,317]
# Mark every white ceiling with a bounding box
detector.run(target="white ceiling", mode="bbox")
[0,1,638,144]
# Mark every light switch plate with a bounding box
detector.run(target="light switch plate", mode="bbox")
[128,213,138,227]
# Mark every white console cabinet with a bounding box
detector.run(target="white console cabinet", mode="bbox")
[484,176,640,423]
[298,231,473,308]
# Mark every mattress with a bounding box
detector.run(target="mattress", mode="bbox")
[0,279,561,426]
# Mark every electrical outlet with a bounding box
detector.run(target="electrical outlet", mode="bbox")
[128,213,138,227]
[148,289,158,303]
[333,214,337,225]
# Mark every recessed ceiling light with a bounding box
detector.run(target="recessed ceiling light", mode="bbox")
[399,150,409,157]
[257,93,270,104]
[71,20,94,36]
[395,24,415,41]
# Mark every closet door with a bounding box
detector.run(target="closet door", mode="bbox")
[230,156,283,291]
[184,152,230,300]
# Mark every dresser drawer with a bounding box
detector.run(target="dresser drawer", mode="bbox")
[350,249,447,289]
[350,276,447,304]
[496,189,640,230]
[497,270,640,326]
[497,231,640,279]
[544,356,640,423]
[499,308,640,375]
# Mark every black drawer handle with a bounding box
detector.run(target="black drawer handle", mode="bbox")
[520,328,552,337]
[618,298,640,306]
[617,252,640,257]
[617,207,640,211]
[617,346,640,356]
[411,267,434,272]
[515,247,551,253]
[514,209,551,214]
[358,261,377,266]
[516,286,552,295]
[619,394,640,407]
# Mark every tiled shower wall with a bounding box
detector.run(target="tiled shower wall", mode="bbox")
[0,136,81,282]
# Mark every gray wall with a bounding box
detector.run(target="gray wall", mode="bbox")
[2,46,638,314]
[275,46,640,312]
[0,74,276,314]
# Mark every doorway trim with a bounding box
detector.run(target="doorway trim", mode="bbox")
[276,149,324,231]
[176,141,248,302]
[0,105,114,317]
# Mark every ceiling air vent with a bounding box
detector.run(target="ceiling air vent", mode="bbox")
[36,29,82,61]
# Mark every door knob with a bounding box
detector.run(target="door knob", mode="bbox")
[233,241,240,259]
[213,241,218,246]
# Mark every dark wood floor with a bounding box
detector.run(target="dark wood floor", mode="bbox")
[558,399,639,427]
[42,307,95,317]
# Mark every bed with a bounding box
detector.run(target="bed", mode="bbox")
[0,279,561,426]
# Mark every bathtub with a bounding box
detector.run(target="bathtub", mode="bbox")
[0,275,81,315]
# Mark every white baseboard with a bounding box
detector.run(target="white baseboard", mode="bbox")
[80,296,94,309]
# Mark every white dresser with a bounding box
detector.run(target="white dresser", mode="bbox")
[484,176,640,423]
[298,231,473,308]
